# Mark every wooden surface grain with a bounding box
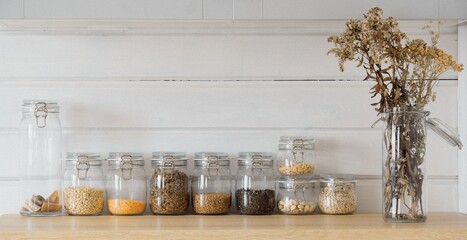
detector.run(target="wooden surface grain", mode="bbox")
[1,213,467,239]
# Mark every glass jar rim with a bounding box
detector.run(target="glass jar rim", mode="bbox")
[194,152,230,167]
[22,100,59,113]
[279,136,315,151]
[151,152,188,167]
[320,173,356,183]
[66,152,102,166]
[238,152,273,167]
[108,152,144,166]
[277,175,319,189]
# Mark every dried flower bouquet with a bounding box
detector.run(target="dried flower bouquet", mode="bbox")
[328,7,463,222]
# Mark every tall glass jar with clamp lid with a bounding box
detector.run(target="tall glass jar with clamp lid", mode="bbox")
[150,152,189,215]
[192,152,231,215]
[19,100,62,216]
[106,152,146,215]
[63,153,105,216]
[278,136,316,176]
[277,177,319,215]
[235,152,275,215]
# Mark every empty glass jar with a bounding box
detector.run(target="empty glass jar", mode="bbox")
[63,153,105,216]
[277,177,319,215]
[149,152,189,215]
[106,152,147,215]
[235,152,275,215]
[277,136,316,176]
[319,174,357,215]
[192,152,231,215]
[19,100,62,216]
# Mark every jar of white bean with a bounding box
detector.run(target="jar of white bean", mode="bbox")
[277,176,319,215]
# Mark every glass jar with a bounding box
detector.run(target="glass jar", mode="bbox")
[192,152,231,215]
[106,152,147,215]
[277,136,316,176]
[277,177,319,215]
[19,100,62,216]
[149,152,189,215]
[319,174,357,215]
[63,153,105,216]
[235,152,275,215]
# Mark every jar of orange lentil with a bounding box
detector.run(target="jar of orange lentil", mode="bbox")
[106,152,147,215]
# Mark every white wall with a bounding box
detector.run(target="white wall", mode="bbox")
[0,21,460,215]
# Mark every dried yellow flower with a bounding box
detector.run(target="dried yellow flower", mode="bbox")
[328,7,464,114]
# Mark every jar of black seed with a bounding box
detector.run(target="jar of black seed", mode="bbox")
[235,152,275,215]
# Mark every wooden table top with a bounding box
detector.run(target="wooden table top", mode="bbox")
[1,213,467,239]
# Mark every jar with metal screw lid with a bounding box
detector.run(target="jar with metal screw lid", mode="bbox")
[63,153,105,216]
[192,152,231,215]
[319,174,357,215]
[277,136,316,176]
[235,152,275,215]
[150,152,189,215]
[277,176,319,215]
[106,152,147,215]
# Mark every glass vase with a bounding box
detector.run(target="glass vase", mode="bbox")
[382,109,428,222]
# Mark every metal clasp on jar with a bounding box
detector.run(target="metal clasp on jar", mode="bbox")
[251,155,263,176]
[120,155,134,180]
[77,155,90,180]
[34,102,48,128]
[207,156,220,176]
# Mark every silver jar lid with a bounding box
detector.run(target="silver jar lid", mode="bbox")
[320,174,356,183]
[151,152,188,168]
[23,100,60,128]
[66,153,102,180]
[279,136,315,151]
[107,152,145,166]
[22,100,60,113]
[66,152,102,166]
[194,152,230,167]
[277,175,319,189]
[238,152,273,167]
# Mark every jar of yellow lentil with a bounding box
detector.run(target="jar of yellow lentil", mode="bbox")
[106,152,147,215]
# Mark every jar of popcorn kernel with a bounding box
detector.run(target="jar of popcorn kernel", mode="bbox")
[277,136,316,177]
[319,174,357,215]
[63,153,105,216]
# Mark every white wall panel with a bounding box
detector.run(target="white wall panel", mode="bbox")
[233,0,262,19]
[0,81,457,129]
[0,0,23,19]
[203,0,233,20]
[0,33,457,80]
[24,0,203,20]
[0,181,19,215]
[262,0,380,20]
